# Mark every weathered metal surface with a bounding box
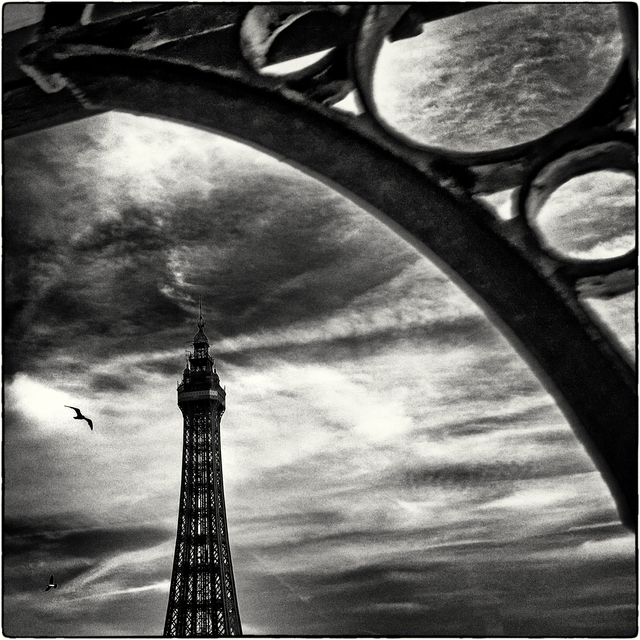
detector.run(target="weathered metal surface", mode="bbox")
[4,4,637,529]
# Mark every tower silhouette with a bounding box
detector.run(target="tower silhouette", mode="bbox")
[164,309,242,636]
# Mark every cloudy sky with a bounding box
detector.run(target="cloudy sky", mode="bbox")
[3,4,636,638]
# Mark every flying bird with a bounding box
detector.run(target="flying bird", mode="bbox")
[64,406,93,430]
[44,575,57,591]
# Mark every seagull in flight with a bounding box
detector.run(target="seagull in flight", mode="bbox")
[64,406,93,430]
[44,575,58,591]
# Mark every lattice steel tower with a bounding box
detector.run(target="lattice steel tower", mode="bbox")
[164,310,242,636]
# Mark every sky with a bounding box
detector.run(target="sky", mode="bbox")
[3,3,637,638]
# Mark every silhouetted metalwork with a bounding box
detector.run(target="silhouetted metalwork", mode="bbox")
[164,313,242,636]
[4,4,636,529]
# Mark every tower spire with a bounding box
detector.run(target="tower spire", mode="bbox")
[193,298,209,349]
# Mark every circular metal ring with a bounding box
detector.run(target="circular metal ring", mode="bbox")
[518,130,636,275]
[353,4,634,165]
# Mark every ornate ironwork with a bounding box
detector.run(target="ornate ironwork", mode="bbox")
[164,315,241,636]
[4,4,636,530]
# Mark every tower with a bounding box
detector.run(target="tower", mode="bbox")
[164,309,242,636]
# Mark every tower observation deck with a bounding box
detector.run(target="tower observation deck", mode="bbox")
[164,311,242,636]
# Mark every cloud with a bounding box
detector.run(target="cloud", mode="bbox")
[4,374,184,530]
[3,515,175,637]
[4,106,634,637]
[4,520,173,564]
[231,509,634,636]
[398,455,592,490]
[5,111,429,380]
[89,372,134,392]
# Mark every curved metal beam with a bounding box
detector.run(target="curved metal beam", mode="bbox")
[15,49,639,529]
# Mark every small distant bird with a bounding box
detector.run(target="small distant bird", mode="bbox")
[64,406,93,430]
[44,575,57,591]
